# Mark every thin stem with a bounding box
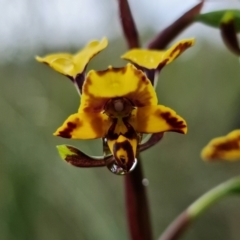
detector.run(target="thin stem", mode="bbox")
[125,157,153,240]
[158,176,240,240]
[117,0,140,48]
[138,133,164,152]
[147,1,204,50]
[188,176,240,217]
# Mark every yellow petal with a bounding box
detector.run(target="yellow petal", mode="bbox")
[80,63,157,113]
[130,105,187,134]
[54,112,110,139]
[36,37,108,77]
[36,55,75,76]
[201,130,240,161]
[121,38,195,69]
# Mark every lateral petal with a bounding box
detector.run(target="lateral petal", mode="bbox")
[131,105,187,134]
[54,112,110,139]
[36,54,74,76]
[73,37,108,75]
[121,38,195,70]
[36,37,108,77]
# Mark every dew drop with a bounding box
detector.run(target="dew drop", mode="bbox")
[106,158,138,175]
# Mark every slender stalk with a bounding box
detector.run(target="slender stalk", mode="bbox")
[117,0,140,49]
[139,133,164,152]
[125,157,153,240]
[158,176,240,240]
[188,176,240,218]
[147,1,204,50]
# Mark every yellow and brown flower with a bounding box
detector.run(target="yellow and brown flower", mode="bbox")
[54,63,187,172]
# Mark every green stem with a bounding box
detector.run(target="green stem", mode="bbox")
[158,176,240,240]
[188,176,240,218]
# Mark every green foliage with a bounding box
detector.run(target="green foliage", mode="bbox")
[195,10,240,31]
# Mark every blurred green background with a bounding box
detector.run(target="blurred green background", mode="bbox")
[1,1,240,240]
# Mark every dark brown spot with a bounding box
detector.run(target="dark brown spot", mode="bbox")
[141,75,148,84]
[95,68,110,77]
[106,118,118,140]
[133,68,149,84]
[96,66,127,77]
[209,139,240,160]
[107,118,138,140]
[58,122,77,138]
[157,58,169,71]
[122,118,138,139]
[160,112,186,133]
[215,140,239,152]
[169,42,192,58]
